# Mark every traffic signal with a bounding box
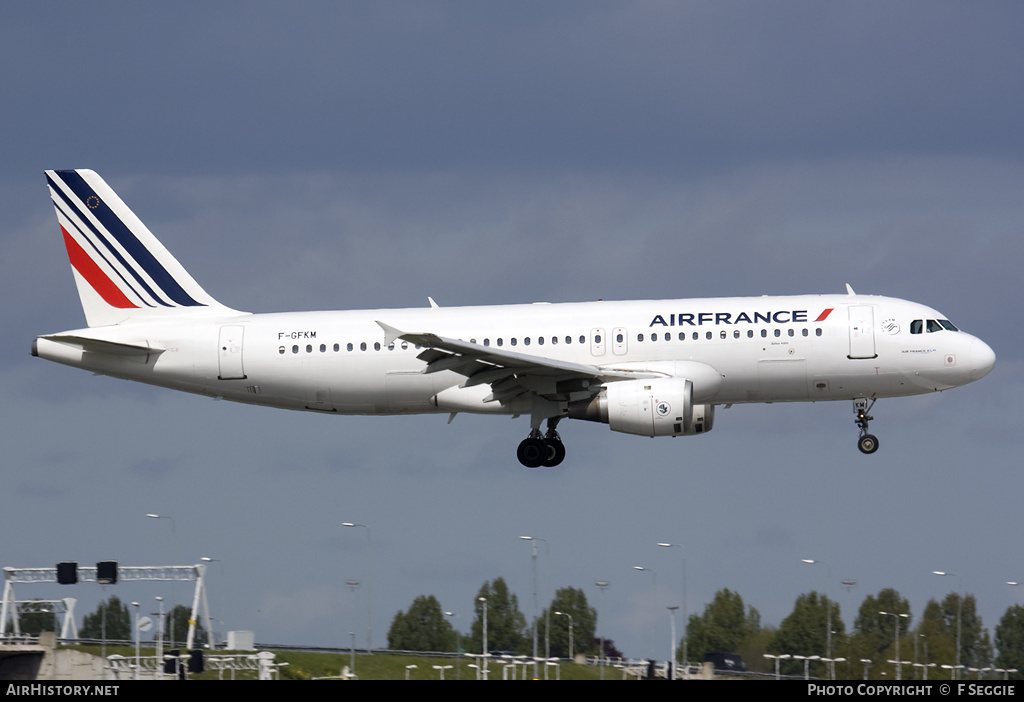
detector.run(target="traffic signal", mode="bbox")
[56,562,78,585]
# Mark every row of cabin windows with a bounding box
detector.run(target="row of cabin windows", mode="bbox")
[279,327,824,355]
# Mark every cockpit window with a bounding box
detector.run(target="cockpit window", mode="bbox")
[926,319,943,333]
[938,319,959,331]
[911,320,923,334]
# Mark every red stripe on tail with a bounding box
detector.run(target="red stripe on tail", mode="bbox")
[62,226,138,309]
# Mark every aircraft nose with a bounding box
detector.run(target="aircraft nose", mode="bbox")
[969,337,996,381]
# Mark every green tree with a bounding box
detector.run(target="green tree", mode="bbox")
[80,595,131,641]
[919,593,992,673]
[536,586,597,658]
[769,591,844,678]
[165,604,207,648]
[995,604,1024,679]
[387,594,456,652]
[849,588,911,677]
[684,588,761,663]
[470,577,527,654]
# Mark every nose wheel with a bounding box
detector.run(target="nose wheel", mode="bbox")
[517,422,566,468]
[854,398,879,454]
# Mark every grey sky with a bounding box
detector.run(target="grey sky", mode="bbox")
[1,2,1021,659]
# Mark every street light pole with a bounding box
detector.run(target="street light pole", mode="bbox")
[880,610,911,680]
[933,571,963,679]
[343,522,373,652]
[803,558,833,678]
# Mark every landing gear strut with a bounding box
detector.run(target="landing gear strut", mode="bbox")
[853,398,879,454]
[517,419,566,468]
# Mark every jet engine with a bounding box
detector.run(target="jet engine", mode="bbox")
[568,377,715,437]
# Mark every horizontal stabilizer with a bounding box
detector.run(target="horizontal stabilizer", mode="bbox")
[36,334,164,357]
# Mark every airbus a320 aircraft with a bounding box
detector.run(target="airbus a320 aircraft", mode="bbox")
[33,170,996,467]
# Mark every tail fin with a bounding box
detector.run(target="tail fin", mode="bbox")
[45,169,236,327]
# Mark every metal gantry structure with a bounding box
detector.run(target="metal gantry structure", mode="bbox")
[1,563,213,650]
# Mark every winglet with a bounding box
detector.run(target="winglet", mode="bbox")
[428,297,439,309]
[845,283,856,296]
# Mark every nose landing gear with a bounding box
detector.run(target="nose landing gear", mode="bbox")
[854,398,879,454]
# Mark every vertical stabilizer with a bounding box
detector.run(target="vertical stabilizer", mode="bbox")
[45,169,235,327]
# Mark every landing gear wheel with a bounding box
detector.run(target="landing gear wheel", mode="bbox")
[542,438,566,467]
[853,398,879,455]
[858,434,879,454]
[517,437,547,468]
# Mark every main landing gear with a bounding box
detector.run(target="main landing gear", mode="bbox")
[517,420,566,468]
[854,398,879,454]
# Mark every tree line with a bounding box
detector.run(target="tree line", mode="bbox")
[385,581,1024,679]
[685,587,1024,679]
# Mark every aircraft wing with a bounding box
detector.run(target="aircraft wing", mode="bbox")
[377,321,663,403]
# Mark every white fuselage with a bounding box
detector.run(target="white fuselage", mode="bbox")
[34,293,995,417]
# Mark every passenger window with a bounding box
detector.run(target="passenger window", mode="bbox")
[292,345,299,354]
[374,342,381,351]
[360,342,367,351]
[788,329,794,337]
[279,346,286,354]
[774,329,781,338]
[484,338,490,346]
[733,330,740,339]
[692,332,698,340]
[347,343,354,351]
[679,332,686,341]
[705,331,712,340]
[761,329,768,338]
[320,344,326,352]
[816,328,822,337]
[523,337,530,346]
[579,335,585,344]
[497,338,503,347]
[306,344,313,353]
[538,337,544,345]
[333,343,340,352]
[801,329,808,337]
[747,330,753,338]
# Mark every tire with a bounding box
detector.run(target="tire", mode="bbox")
[517,438,547,468]
[858,434,879,454]
[542,439,566,467]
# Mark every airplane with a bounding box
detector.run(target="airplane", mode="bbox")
[33,169,996,467]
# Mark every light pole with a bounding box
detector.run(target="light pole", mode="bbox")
[633,566,657,660]
[668,605,679,680]
[658,542,687,669]
[520,535,549,679]
[555,610,574,660]
[154,596,165,680]
[933,571,963,679]
[132,601,140,681]
[345,579,359,677]
[478,596,488,681]
[343,522,373,652]
[595,581,609,680]
[880,610,910,679]
[445,610,461,680]
[764,653,791,680]
[802,558,833,678]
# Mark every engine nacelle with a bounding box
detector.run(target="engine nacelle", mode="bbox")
[568,377,715,437]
